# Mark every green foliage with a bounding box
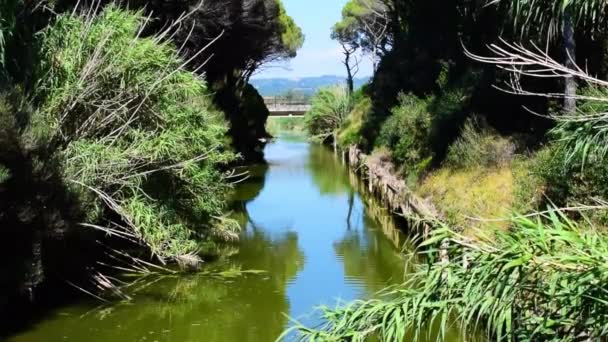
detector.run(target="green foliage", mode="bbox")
[536,144,608,212]
[552,86,608,168]
[0,0,18,68]
[332,0,389,54]
[445,117,515,169]
[277,88,310,103]
[376,93,433,175]
[511,156,546,213]
[290,211,608,341]
[229,83,272,161]
[276,0,304,57]
[0,164,9,184]
[527,87,608,216]
[305,85,352,143]
[26,6,235,261]
[337,92,372,147]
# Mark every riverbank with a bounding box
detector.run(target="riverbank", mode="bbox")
[344,145,438,236]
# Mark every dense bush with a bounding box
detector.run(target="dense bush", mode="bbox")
[4,7,236,262]
[551,86,608,167]
[536,145,608,210]
[376,93,433,176]
[305,85,352,143]
[529,87,608,217]
[223,83,272,161]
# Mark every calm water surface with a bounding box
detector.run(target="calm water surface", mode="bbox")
[7,136,466,342]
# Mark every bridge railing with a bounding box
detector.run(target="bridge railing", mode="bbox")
[263,96,311,107]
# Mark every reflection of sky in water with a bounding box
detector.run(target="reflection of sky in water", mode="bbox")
[245,138,405,328]
[6,137,410,342]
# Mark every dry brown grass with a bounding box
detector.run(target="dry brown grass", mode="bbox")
[417,165,515,238]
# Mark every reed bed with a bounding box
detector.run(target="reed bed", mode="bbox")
[287,210,608,341]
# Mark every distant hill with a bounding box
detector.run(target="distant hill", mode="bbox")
[251,75,370,96]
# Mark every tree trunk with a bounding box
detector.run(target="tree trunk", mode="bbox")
[343,46,354,95]
[345,61,354,95]
[563,9,577,114]
[372,45,378,72]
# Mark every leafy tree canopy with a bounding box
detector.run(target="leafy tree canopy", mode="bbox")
[332,0,391,55]
[277,0,305,58]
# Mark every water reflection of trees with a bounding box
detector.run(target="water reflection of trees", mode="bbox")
[230,163,269,204]
[334,214,409,296]
[13,168,306,342]
[335,167,423,297]
[12,225,305,342]
[307,144,351,195]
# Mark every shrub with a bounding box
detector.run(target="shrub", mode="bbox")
[536,144,608,210]
[534,87,608,217]
[16,6,236,261]
[305,85,352,143]
[511,156,546,213]
[445,116,515,169]
[376,93,433,176]
[551,86,608,167]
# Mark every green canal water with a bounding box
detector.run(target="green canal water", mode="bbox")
[7,136,469,342]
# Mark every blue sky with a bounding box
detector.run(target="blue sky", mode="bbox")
[253,0,373,79]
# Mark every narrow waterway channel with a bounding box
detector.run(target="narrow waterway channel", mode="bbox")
[7,135,466,342]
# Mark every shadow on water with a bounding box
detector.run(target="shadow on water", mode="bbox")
[5,136,476,342]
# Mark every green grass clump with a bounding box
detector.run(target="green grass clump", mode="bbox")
[418,165,515,233]
[445,117,515,170]
[289,210,608,341]
[305,85,352,143]
[376,93,433,178]
[18,6,235,261]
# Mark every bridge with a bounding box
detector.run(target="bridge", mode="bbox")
[263,97,311,117]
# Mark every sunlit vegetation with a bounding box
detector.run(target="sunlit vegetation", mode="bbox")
[337,90,372,147]
[6,6,237,261]
[418,167,515,233]
[375,93,434,180]
[304,85,352,144]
